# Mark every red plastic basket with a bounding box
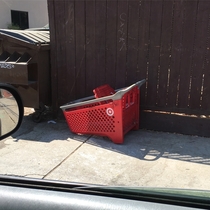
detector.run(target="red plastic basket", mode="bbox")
[93,84,116,104]
[93,84,115,98]
[61,80,145,144]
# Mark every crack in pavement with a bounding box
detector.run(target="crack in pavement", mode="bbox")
[42,136,92,179]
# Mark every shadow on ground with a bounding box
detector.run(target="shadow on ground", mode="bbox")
[12,114,210,166]
[87,130,210,166]
[11,114,89,143]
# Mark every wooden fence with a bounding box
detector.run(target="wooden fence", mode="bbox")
[48,0,210,137]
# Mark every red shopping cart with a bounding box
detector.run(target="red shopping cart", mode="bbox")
[60,79,145,144]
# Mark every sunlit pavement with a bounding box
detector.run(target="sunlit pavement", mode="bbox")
[0,96,19,136]
[0,108,210,190]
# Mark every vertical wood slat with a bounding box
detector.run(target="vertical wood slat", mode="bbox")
[75,1,86,98]
[54,1,67,106]
[95,1,106,87]
[126,0,140,86]
[65,1,76,101]
[137,0,151,107]
[157,1,174,107]
[106,1,117,88]
[115,0,128,89]
[167,0,184,108]
[146,0,163,107]
[85,0,96,96]
[177,1,198,108]
[47,0,58,114]
[190,1,210,110]
[50,1,67,106]
[201,16,210,110]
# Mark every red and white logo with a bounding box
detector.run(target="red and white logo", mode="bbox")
[106,108,114,116]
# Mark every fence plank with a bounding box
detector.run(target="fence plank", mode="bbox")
[146,0,163,107]
[64,1,76,101]
[105,1,117,88]
[201,15,210,110]
[190,1,210,110]
[54,1,67,105]
[85,0,96,96]
[167,1,183,108]
[75,0,86,99]
[115,0,128,88]
[137,0,151,107]
[157,1,174,107]
[126,0,140,86]
[95,1,106,87]
[47,0,58,113]
[177,1,198,108]
[141,111,210,138]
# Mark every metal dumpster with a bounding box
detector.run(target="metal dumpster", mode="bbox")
[0,29,51,122]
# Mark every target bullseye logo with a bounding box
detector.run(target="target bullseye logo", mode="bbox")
[106,108,114,116]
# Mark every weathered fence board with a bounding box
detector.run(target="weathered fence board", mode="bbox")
[167,0,183,109]
[141,111,210,137]
[137,0,151,106]
[75,1,86,99]
[178,1,198,109]
[146,1,163,107]
[157,0,174,108]
[126,0,140,86]
[190,1,210,110]
[54,1,67,106]
[86,0,96,96]
[64,1,76,100]
[95,1,106,87]
[115,0,128,88]
[200,2,210,110]
[105,1,117,89]
[47,0,57,113]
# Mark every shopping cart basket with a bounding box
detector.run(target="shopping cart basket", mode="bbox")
[60,79,146,144]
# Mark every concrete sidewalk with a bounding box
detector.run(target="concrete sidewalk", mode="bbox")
[0,109,210,190]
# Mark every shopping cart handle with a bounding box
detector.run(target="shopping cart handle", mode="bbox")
[136,79,146,89]
[60,79,146,110]
[110,79,146,100]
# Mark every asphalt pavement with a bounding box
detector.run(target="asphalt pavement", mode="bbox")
[0,108,210,190]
